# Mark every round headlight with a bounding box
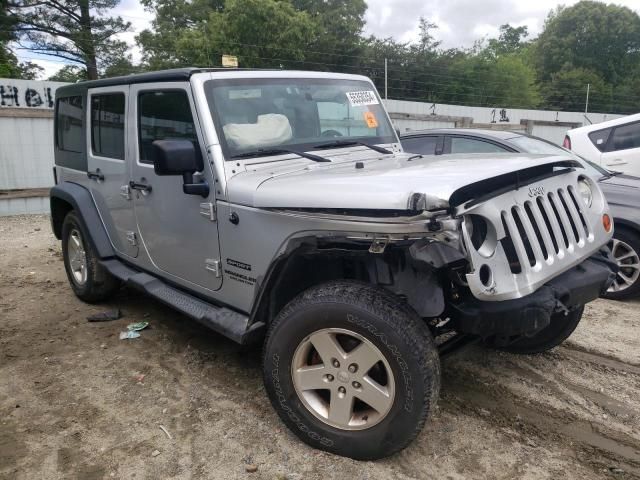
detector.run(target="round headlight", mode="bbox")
[577,179,593,208]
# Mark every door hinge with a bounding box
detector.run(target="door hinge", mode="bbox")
[120,184,131,200]
[205,258,221,277]
[199,202,216,222]
[126,231,138,246]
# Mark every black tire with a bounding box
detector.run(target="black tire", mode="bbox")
[262,281,440,460]
[61,210,120,303]
[488,306,584,355]
[602,227,640,301]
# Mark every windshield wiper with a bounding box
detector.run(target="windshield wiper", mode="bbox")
[231,148,330,162]
[313,140,392,154]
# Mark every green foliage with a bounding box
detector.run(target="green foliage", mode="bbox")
[138,0,317,69]
[48,64,87,81]
[535,1,640,84]
[534,1,640,113]
[486,24,529,57]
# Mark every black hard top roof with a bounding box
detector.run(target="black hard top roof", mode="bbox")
[55,67,271,96]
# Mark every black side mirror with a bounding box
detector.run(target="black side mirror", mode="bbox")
[151,139,209,197]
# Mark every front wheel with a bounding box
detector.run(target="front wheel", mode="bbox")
[263,281,440,460]
[603,227,640,300]
[486,306,584,354]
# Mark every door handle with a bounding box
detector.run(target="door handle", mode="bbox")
[87,169,104,181]
[129,181,152,193]
[606,160,628,166]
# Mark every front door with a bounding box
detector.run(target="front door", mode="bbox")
[86,86,138,258]
[130,83,222,291]
[600,121,640,176]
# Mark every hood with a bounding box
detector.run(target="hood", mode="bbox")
[599,173,640,208]
[227,152,579,211]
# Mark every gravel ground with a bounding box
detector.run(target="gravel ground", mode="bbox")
[1,214,639,480]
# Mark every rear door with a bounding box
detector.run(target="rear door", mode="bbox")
[601,121,640,175]
[86,86,138,258]
[130,82,222,291]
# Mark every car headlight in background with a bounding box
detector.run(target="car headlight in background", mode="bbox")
[577,178,593,208]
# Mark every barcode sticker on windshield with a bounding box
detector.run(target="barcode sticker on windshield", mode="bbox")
[346,90,379,107]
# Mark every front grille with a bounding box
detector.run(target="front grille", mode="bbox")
[500,187,592,274]
[459,169,609,302]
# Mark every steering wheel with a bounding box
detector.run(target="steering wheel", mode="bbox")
[320,129,343,138]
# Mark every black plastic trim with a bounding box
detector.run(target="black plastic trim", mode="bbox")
[449,255,616,338]
[49,182,115,259]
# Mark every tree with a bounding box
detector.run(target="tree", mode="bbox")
[1,0,42,78]
[534,1,640,84]
[486,24,529,57]
[541,68,610,112]
[48,64,86,81]
[291,0,366,72]
[137,0,224,70]
[103,55,142,77]
[8,0,131,79]
[138,0,317,69]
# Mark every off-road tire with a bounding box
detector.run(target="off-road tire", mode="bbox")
[602,227,640,301]
[262,281,440,460]
[61,211,120,303]
[489,306,584,355]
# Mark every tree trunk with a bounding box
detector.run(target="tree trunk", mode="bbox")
[79,0,98,80]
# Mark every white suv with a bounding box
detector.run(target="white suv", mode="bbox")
[564,113,640,175]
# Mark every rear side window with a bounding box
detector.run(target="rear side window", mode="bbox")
[450,137,509,154]
[91,93,125,160]
[56,96,83,153]
[610,122,640,152]
[401,136,438,155]
[138,90,198,163]
[588,128,611,152]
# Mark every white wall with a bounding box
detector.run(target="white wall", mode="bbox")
[383,98,625,146]
[0,79,69,191]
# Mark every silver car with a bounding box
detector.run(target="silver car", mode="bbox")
[50,69,616,460]
[401,128,640,299]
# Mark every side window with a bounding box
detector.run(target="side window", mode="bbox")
[56,96,83,153]
[401,136,438,155]
[138,90,198,163]
[610,122,640,152]
[588,128,611,152]
[91,93,125,160]
[450,137,509,154]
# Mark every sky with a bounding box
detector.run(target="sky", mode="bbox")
[16,0,640,79]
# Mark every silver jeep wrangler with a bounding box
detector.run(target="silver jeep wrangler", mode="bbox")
[50,68,616,460]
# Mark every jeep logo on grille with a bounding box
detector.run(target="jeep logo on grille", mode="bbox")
[528,186,545,197]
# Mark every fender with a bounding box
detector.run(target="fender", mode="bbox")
[50,182,115,259]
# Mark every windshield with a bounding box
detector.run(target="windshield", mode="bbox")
[509,135,610,179]
[204,78,397,159]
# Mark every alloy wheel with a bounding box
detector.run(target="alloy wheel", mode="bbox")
[607,237,640,293]
[67,228,88,285]
[291,328,395,431]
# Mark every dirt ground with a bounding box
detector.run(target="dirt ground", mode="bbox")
[1,214,639,480]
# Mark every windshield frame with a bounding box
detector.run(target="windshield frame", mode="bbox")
[203,77,398,161]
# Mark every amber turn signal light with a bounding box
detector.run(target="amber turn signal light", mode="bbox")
[602,214,612,233]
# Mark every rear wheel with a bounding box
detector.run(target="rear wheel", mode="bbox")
[263,281,440,460]
[486,307,584,354]
[603,227,640,300]
[61,211,120,303]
